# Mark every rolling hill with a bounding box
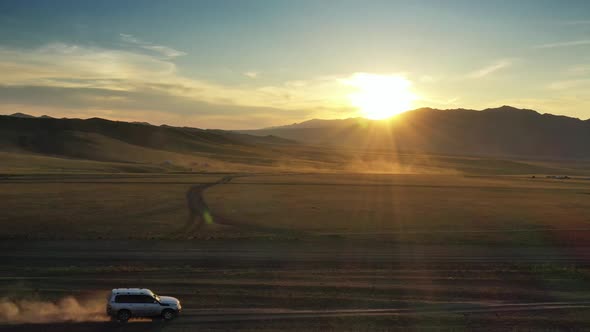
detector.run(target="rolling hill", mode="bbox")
[3,108,590,175]
[0,115,301,173]
[241,106,590,160]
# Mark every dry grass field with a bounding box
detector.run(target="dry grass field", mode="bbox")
[2,163,590,330]
[0,174,221,240]
[3,171,590,245]
[207,173,590,246]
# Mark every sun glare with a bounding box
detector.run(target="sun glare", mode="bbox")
[345,73,417,120]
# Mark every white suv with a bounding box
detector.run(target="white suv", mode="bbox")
[106,288,182,322]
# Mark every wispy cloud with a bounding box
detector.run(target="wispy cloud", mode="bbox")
[419,75,438,83]
[566,64,590,75]
[243,71,259,79]
[420,95,460,107]
[534,39,590,49]
[547,79,590,90]
[0,43,344,109]
[120,33,186,58]
[467,59,512,79]
[0,42,358,128]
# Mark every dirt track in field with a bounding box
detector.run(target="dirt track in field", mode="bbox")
[182,175,235,233]
[181,174,306,238]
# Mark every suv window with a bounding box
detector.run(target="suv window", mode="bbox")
[115,295,146,303]
[114,295,130,303]
[115,294,153,303]
[139,295,156,303]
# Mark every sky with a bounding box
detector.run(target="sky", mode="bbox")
[1,0,590,129]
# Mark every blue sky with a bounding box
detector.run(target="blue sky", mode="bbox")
[1,0,590,128]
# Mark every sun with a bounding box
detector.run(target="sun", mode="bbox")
[344,73,417,120]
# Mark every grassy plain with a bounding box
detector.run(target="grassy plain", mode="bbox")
[0,174,221,240]
[2,170,590,246]
[3,156,590,330]
[207,173,590,246]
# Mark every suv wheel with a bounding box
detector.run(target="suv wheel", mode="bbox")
[162,309,175,321]
[117,309,131,323]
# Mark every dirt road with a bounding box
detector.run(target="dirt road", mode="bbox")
[1,300,590,331]
[2,239,590,330]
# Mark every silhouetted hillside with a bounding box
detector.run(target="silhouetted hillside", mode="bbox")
[0,115,294,165]
[9,112,36,118]
[4,108,590,175]
[241,106,590,159]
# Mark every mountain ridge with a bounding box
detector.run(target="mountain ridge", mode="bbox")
[4,105,590,163]
[261,106,586,131]
[0,114,296,172]
[240,106,590,160]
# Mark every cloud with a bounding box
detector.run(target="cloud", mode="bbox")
[0,43,359,128]
[243,71,259,79]
[467,59,512,78]
[420,95,460,107]
[120,33,186,58]
[0,43,176,88]
[534,39,590,49]
[546,79,590,90]
[565,65,590,75]
[0,85,321,129]
[0,43,344,109]
[419,75,438,83]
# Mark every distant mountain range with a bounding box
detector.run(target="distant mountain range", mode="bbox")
[240,106,590,160]
[0,114,294,171]
[8,112,54,119]
[3,105,590,172]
